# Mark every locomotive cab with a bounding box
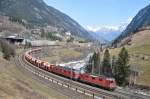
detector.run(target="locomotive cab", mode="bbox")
[106,78,116,90]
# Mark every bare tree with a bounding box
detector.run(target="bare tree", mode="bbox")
[0,39,16,60]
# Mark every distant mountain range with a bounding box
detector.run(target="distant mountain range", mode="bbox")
[0,0,93,40]
[87,23,127,42]
[88,30,109,43]
[113,4,150,45]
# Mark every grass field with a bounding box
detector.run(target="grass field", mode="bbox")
[110,30,150,86]
[41,47,88,64]
[0,52,68,99]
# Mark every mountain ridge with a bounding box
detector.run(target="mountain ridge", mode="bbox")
[113,4,150,45]
[0,0,92,40]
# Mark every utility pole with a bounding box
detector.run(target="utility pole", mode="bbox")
[71,66,73,80]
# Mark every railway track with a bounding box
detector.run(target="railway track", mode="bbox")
[14,50,93,99]
[15,49,150,99]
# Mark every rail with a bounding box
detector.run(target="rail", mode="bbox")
[15,49,150,99]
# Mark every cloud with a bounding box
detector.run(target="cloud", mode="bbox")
[87,26,101,32]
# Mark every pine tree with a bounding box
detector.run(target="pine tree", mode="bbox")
[93,51,98,74]
[86,56,92,73]
[86,51,101,74]
[111,55,117,76]
[115,47,130,86]
[102,49,112,77]
[95,51,101,74]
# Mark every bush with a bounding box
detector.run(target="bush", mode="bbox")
[67,37,74,42]
[0,40,16,60]
[42,32,62,41]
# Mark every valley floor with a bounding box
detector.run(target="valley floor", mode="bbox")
[39,44,93,64]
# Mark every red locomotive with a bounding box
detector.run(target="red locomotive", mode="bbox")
[24,48,116,90]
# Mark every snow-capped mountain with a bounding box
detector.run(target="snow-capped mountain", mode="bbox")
[87,23,128,41]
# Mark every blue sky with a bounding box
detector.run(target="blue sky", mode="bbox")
[43,0,150,29]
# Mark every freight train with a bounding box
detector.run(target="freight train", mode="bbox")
[24,48,116,90]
